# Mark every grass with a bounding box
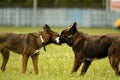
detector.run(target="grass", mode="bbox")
[0,27,120,80]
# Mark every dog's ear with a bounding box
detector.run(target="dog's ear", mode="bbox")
[43,24,51,31]
[69,22,77,34]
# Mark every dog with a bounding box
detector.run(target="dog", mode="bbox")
[59,22,120,76]
[0,24,60,74]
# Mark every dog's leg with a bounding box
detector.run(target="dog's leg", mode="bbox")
[109,55,120,76]
[22,54,29,74]
[1,49,9,71]
[71,58,83,73]
[31,53,39,75]
[80,60,92,75]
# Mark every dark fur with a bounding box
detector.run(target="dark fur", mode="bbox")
[0,24,59,74]
[59,22,120,76]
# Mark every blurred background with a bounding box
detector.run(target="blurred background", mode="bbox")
[0,0,120,28]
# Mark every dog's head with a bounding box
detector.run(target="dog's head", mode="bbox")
[42,24,60,44]
[59,22,77,46]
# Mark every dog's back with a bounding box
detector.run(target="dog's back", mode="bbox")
[83,34,120,59]
[0,33,27,53]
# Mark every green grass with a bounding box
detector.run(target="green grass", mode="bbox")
[0,27,120,80]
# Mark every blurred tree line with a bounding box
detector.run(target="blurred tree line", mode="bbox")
[0,0,105,8]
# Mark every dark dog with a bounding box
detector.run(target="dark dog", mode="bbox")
[59,22,120,76]
[0,24,60,74]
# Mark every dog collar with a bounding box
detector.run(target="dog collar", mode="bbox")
[40,35,44,43]
[40,35,46,51]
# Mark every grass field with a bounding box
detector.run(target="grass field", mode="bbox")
[0,27,120,80]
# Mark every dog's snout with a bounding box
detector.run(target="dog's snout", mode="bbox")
[55,37,60,43]
[59,36,65,43]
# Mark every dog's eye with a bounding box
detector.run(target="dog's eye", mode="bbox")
[61,34,65,37]
[67,35,72,39]
[56,34,59,36]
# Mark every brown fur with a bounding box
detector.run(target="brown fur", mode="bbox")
[0,24,60,74]
[59,22,120,76]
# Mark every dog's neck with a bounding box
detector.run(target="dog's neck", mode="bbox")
[39,35,46,51]
[72,32,87,51]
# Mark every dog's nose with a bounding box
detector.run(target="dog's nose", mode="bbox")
[55,37,60,43]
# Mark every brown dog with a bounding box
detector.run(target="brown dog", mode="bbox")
[0,24,60,74]
[59,22,120,76]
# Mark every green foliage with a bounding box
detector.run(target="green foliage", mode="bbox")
[0,27,120,80]
[0,0,104,8]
